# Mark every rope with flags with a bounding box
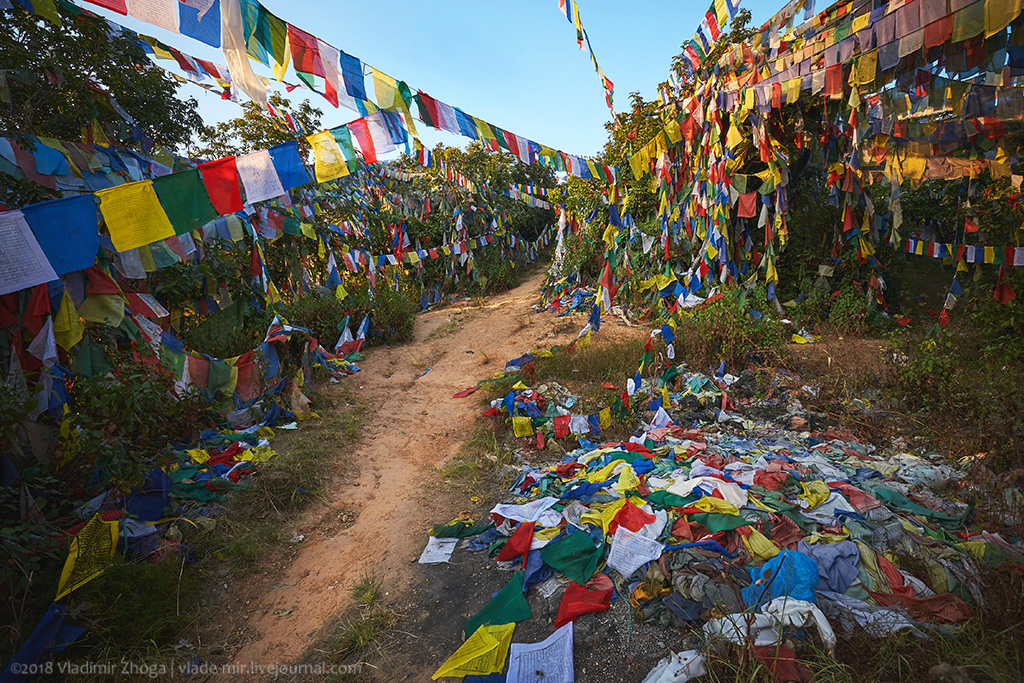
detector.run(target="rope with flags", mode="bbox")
[556,0,615,113]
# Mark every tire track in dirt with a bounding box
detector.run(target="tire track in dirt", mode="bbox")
[218,269,577,677]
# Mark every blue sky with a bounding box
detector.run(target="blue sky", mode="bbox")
[87,0,778,156]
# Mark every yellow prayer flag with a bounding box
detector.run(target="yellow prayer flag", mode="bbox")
[742,528,781,562]
[53,291,83,351]
[588,459,627,484]
[986,0,1022,38]
[599,407,611,429]
[615,466,640,494]
[691,496,739,515]
[512,416,534,437]
[56,513,119,600]
[96,181,175,252]
[432,623,515,680]
[798,480,831,509]
[578,328,592,348]
[307,131,350,183]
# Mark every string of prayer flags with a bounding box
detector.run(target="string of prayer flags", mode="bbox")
[904,239,1024,268]
[10,0,616,180]
[555,0,615,110]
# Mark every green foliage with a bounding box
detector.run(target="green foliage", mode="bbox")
[279,291,349,346]
[0,171,58,208]
[69,555,200,655]
[351,571,383,607]
[149,239,259,311]
[889,327,1023,470]
[152,239,272,358]
[674,287,787,370]
[62,340,214,489]
[828,287,869,334]
[180,302,273,360]
[0,475,66,651]
[534,338,647,388]
[191,94,322,161]
[0,2,202,150]
[344,275,419,346]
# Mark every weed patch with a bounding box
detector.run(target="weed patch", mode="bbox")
[438,421,516,494]
[534,337,646,386]
[350,571,384,608]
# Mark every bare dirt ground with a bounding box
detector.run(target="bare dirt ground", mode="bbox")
[197,268,640,681]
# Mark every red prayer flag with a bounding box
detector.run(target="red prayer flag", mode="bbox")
[553,414,570,438]
[86,266,121,295]
[80,0,127,14]
[737,191,758,218]
[994,267,1017,305]
[608,499,656,536]
[554,581,612,628]
[495,521,534,567]
[287,24,325,77]
[24,285,52,335]
[198,157,244,214]
[452,387,478,398]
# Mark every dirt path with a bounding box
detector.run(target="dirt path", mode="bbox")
[218,268,587,677]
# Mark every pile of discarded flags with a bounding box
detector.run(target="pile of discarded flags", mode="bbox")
[429,374,1022,681]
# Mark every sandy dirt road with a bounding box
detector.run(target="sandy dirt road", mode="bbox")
[213,267,614,679]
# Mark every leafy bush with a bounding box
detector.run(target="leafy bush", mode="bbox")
[343,276,419,346]
[180,299,274,360]
[61,340,214,490]
[889,327,1023,471]
[673,287,787,370]
[280,291,349,346]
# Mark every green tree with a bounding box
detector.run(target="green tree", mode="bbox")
[549,91,663,223]
[0,0,202,150]
[668,9,755,96]
[191,94,322,160]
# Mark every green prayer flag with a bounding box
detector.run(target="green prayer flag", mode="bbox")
[647,490,699,509]
[539,530,602,585]
[688,513,749,532]
[464,570,532,639]
[70,336,111,377]
[152,169,219,236]
[432,521,493,538]
[207,359,233,397]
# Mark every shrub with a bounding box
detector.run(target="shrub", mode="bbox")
[888,326,1023,471]
[180,299,274,360]
[673,287,787,370]
[280,291,349,346]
